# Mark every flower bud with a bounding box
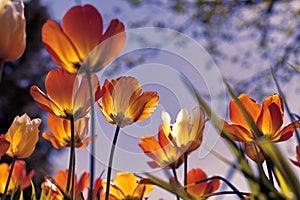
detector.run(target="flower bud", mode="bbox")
[0,0,26,61]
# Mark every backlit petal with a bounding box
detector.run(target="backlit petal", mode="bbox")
[273,121,300,142]
[45,69,77,116]
[220,120,253,142]
[257,95,283,136]
[230,94,262,130]
[187,168,208,196]
[113,173,139,197]
[42,20,80,73]
[130,91,159,122]
[82,19,126,74]
[30,85,66,117]
[62,5,103,60]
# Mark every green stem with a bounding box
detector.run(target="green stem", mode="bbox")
[0,59,4,84]
[105,126,120,200]
[202,191,250,198]
[171,167,180,200]
[86,72,96,199]
[66,117,75,200]
[3,157,16,200]
[184,153,188,191]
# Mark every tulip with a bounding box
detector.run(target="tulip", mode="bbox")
[5,113,41,158]
[0,0,26,62]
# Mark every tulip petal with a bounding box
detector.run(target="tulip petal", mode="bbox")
[0,135,10,158]
[273,121,300,142]
[257,98,283,136]
[30,85,66,117]
[45,69,78,116]
[42,20,80,73]
[131,91,159,122]
[220,120,253,142]
[243,142,265,162]
[230,94,262,130]
[113,173,139,197]
[62,5,103,60]
[75,171,90,197]
[187,168,208,196]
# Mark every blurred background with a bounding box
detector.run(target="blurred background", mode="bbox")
[1,0,300,199]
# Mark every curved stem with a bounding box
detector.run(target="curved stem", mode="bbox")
[66,117,75,200]
[202,191,250,198]
[105,126,120,200]
[171,167,180,200]
[86,71,96,199]
[185,176,245,199]
[183,153,188,191]
[3,157,16,200]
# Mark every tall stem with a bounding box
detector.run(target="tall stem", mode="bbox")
[105,126,120,200]
[86,71,96,199]
[3,157,16,200]
[0,59,4,84]
[171,167,180,200]
[66,117,75,200]
[184,153,188,191]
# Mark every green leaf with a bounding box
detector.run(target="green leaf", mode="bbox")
[287,61,300,72]
[31,181,37,200]
[258,139,300,199]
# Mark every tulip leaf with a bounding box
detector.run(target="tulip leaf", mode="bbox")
[287,61,300,72]
[257,139,300,199]
[31,181,37,200]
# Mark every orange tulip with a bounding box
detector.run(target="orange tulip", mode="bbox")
[102,172,154,200]
[0,134,10,159]
[5,114,41,158]
[43,114,92,149]
[162,107,205,154]
[42,170,90,199]
[42,4,125,74]
[220,94,300,162]
[186,168,220,198]
[30,69,104,119]
[98,76,159,128]
[0,160,34,194]
[0,0,26,62]
[290,146,300,168]
[139,126,184,169]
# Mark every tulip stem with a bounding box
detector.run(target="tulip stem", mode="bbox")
[86,71,95,199]
[0,59,4,84]
[105,126,120,200]
[184,153,188,191]
[3,157,16,200]
[66,117,75,199]
[171,167,180,200]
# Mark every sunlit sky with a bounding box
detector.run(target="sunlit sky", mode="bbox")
[39,0,300,199]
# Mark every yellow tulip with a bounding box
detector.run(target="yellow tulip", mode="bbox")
[0,0,26,61]
[5,113,41,158]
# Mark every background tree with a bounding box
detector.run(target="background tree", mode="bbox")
[118,0,300,100]
[0,0,52,197]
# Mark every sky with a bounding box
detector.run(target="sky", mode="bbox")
[39,0,300,199]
